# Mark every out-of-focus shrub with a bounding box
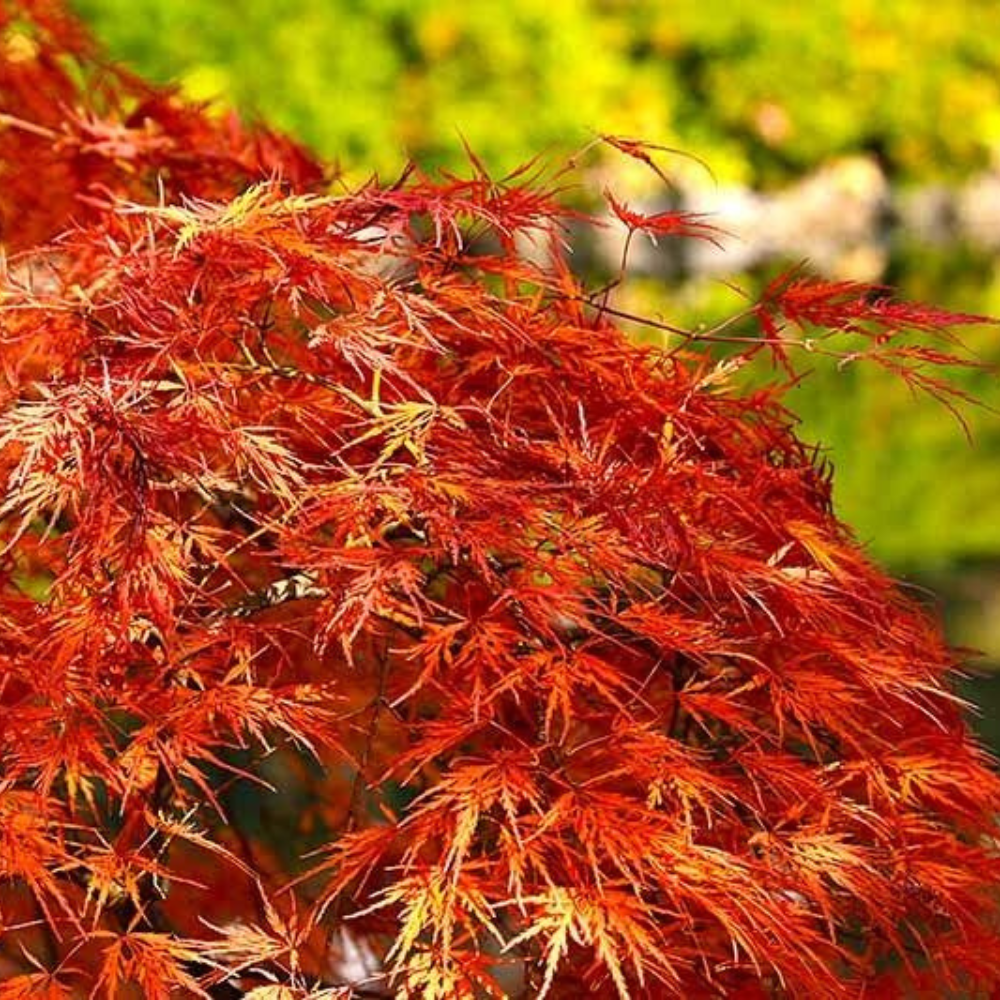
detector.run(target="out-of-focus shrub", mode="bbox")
[73,0,1000,186]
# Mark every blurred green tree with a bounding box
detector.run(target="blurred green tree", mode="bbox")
[74,0,1000,185]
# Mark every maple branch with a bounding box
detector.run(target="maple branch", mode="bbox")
[220,570,327,620]
[0,112,60,140]
[343,642,392,835]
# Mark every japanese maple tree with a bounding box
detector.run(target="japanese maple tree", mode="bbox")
[2,3,999,997]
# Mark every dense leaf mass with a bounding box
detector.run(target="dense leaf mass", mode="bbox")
[0,0,323,250]
[1,3,999,997]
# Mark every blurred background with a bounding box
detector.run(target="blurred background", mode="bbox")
[72,0,1000,746]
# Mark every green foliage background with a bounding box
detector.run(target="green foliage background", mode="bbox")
[73,0,1000,668]
[73,0,1000,186]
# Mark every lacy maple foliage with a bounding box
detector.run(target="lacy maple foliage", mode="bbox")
[2,3,1000,998]
[0,0,323,250]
